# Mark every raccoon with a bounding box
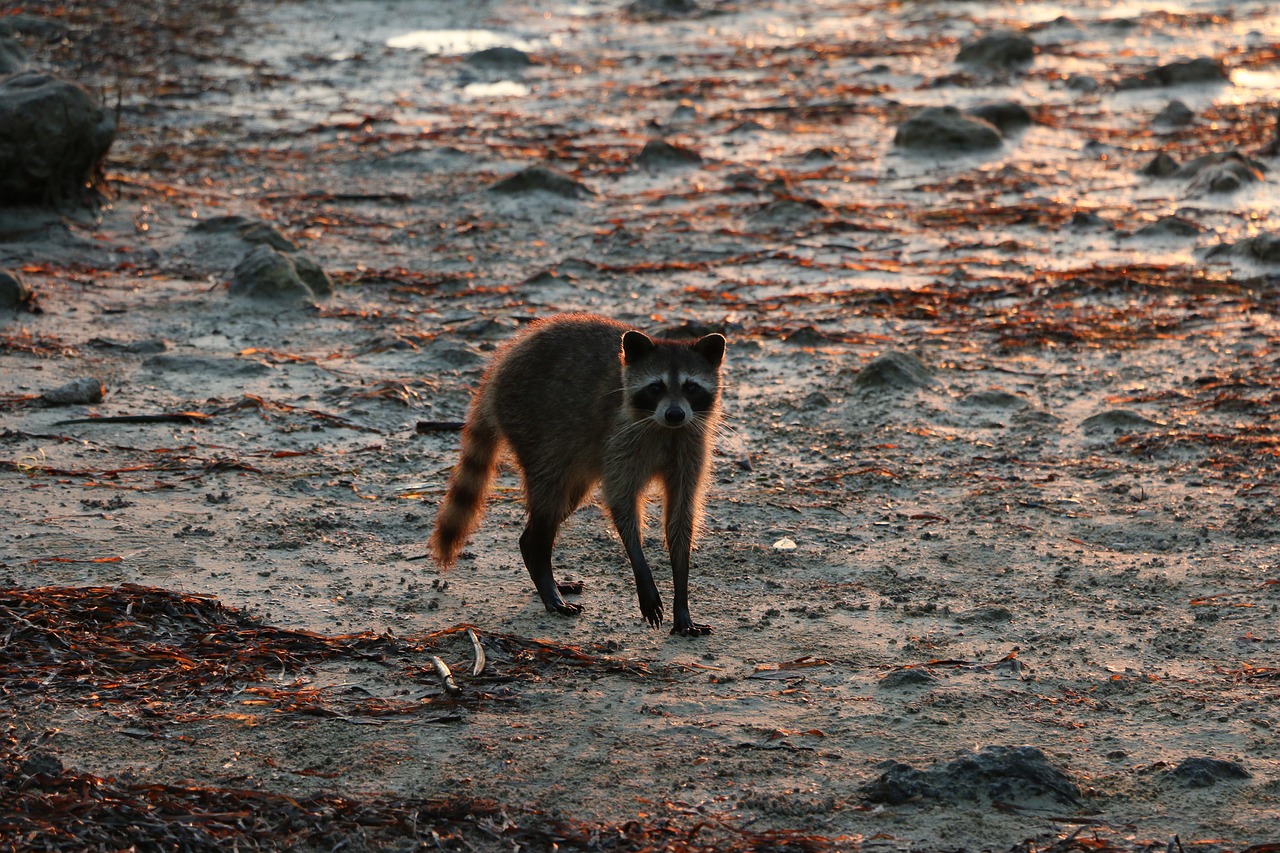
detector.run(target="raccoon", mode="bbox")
[428,313,725,636]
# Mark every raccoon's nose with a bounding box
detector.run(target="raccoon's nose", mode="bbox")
[663,407,686,426]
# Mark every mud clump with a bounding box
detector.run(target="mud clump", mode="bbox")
[41,377,105,406]
[1154,100,1194,127]
[966,101,1032,135]
[0,270,34,310]
[0,71,116,204]
[1180,151,1266,195]
[854,351,934,392]
[635,139,703,169]
[229,245,332,304]
[1208,231,1280,265]
[1164,757,1250,788]
[489,165,595,198]
[956,31,1035,68]
[1116,57,1229,90]
[1082,409,1162,435]
[893,106,1002,155]
[465,46,532,69]
[863,746,1080,806]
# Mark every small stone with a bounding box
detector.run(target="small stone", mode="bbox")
[772,537,797,551]
[960,390,1027,408]
[635,139,703,169]
[1065,74,1099,92]
[1082,409,1162,434]
[1116,57,1229,90]
[965,101,1032,135]
[893,106,1002,155]
[1132,216,1203,239]
[1165,757,1250,788]
[1230,232,1280,264]
[854,351,934,392]
[489,165,594,198]
[1178,151,1266,195]
[19,752,62,778]
[954,605,1014,623]
[0,269,34,309]
[1067,211,1114,231]
[863,746,1079,806]
[1140,152,1180,177]
[878,668,940,689]
[41,377,105,406]
[1154,100,1194,127]
[229,245,328,303]
[191,215,297,252]
[956,30,1035,68]
[624,0,699,21]
[465,46,532,69]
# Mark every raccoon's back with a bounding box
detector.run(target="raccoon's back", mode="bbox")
[483,315,628,466]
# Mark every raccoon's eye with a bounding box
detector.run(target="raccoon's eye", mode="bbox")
[682,380,704,393]
[645,380,665,393]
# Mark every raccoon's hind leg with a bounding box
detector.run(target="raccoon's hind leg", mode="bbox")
[518,474,592,617]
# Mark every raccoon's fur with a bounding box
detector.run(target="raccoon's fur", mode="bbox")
[428,312,725,636]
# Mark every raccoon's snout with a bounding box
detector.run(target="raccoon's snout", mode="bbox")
[663,406,687,426]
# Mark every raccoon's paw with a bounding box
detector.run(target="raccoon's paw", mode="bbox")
[671,616,712,637]
[549,601,584,617]
[638,594,665,629]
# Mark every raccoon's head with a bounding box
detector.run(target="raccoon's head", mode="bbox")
[621,330,726,429]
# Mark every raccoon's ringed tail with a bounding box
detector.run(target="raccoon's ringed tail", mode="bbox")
[429,413,500,570]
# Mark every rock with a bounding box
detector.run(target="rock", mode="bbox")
[864,746,1079,806]
[0,35,27,73]
[954,605,1014,623]
[1178,151,1266,194]
[142,354,274,378]
[1067,211,1114,232]
[0,269,34,309]
[878,668,940,689]
[1065,74,1099,92]
[1140,152,1180,177]
[1116,57,1229,90]
[893,106,1002,155]
[854,351,934,391]
[1165,757,1250,788]
[1082,409,1162,435]
[956,31,1035,68]
[960,390,1027,408]
[489,165,594,198]
[635,139,703,169]
[41,377,105,406]
[191,216,298,252]
[229,245,330,303]
[1154,99,1194,127]
[965,101,1032,135]
[0,72,116,204]
[19,751,62,778]
[465,46,532,69]
[1216,232,1280,264]
[1132,216,1202,239]
[624,0,699,21]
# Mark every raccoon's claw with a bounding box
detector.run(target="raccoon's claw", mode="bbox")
[549,601,584,617]
[639,598,664,628]
[671,620,712,637]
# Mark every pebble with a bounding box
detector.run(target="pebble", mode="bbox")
[955,31,1035,68]
[854,351,934,391]
[0,269,33,309]
[893,106,1002,155]
[41,377,105,405]
[489,165,595,198]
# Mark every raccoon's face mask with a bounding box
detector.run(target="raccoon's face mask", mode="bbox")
[622,331,725,429]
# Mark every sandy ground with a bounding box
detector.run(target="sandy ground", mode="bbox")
[3,0,1280,849]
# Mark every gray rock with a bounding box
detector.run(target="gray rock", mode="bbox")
[635,139,703,169]
[954,605,1014,623]
[1154,99,1194,127]
[878,668,940,689]
[192,216,298,252]
[1065,74,1099,92]
[1165,757,1249,788]
[41,377,105,405]
[1116,57,1229,90]
[292,253,334,297]
[1082,409,1162,434]
[956,31,1035,68]
[624,0,699,20]
[465,46,532,69]
[966,101,1032,134]
[1179,151,1266,194]
[1067,211,1114,232]
[0,35,27,73]
[489,165,594,198]
[893,106,1002,155]
[1217,232,1280,264]
[0,72,116,204]
[1140,152,1180,177]
[0,269,34,309]
[1132,216,1203,239]
[960,390,1027,409]
[864,746,1079,806]
[229,245,329,304]
[854,352,934,391]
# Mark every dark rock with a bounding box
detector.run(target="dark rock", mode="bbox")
[1140,152,1180,177]
[465,46,532,69]
[854,351,934,391]
[635,139,703,169]
[954,605,1014,623]
[1065,74,1099,92]
[1082,409,1162,434]
[1067,211,1114,232]
[0,269,34,309]
[1220,232,1280,264]
[1116,57,1229,90]
[191,216,298,252]
[1154,99,1194,126]
[41,377,105,406]
[624,0,699,20]
[0,35,27,73]
[0,72,116,204]
[960,390,1027,408]
[802,147,838,162]
[783,326,830,345]
[965,101,1032,134]
[1165,757,1250,788]
[864,746,1079,806]
[893,106,1002,155]
[878,668,940,689]
[1178,151,1266,194]
[956,30,1035,68]
[489,165,594,198]
[19,752,62,778]
[1132,216,1203,238]
[229,245,329,303]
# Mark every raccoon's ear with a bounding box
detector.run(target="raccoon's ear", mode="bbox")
[622,331,655,364]
[692,333,726,368]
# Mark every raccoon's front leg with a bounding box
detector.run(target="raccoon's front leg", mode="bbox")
[606,497,664,628]
[663,472,712,637]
